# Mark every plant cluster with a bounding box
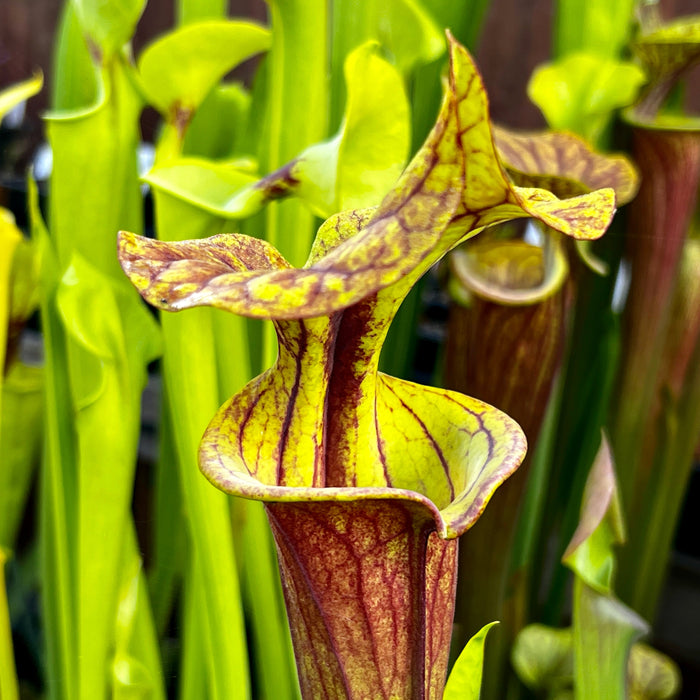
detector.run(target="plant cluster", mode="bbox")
[0,1,698,699]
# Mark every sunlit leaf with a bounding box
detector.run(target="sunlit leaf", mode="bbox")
[0,211,22,379]
[72,0,146,60]
[142,159,259,217]
[182,82,252,159]
[444,621,499,699]
[554,0,636,58]
[137,20,270,118]
[55,252,161,698]
[293,40,411,215]
[528,52,646,144]
[112,527,166,700]
[47,62,142,281]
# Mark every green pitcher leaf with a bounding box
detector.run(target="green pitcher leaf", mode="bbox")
[634,16,700,98]
[554,0,636,58]
[47,59,143,281]
[528,52,646,144]
[628,643,681,700]
[182,82,252,159]
[512,624,573,694]
[0,73,43,121]
[73,0,146,60]
[573,583,649,700]
[137,20,270,119]
[562,435,625,594]
[148,40,410,220]
[562,436,649,700]
[444,621,499,700]
[293,40,411,215]
[112,527,166,700]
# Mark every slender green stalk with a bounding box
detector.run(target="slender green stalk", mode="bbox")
[31,182,77,700]
[148,392,185,636]
[180,554,209,700]
[153,191,249,699]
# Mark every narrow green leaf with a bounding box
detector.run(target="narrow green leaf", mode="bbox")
[262,0,329,266]
[0,210,21,425]
[148,398,185,636]
[137,20,270,119]
[444,622,499,700]
[0,73,43,121]
[151,191,250,700]
[30,177,79,700]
